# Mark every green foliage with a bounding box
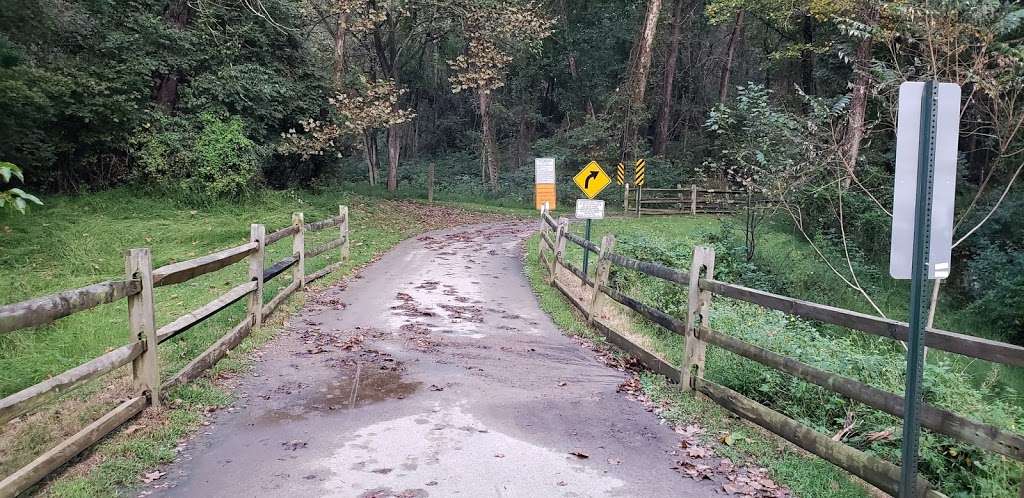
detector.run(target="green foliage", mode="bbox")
[133,114,265,203]
[704,84,848,195]
[0,0,323,189]
[0,162,42,213]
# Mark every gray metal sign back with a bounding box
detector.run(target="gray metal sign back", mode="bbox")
[889,81,961,279]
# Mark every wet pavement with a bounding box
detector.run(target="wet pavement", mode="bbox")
[144,222,720,498]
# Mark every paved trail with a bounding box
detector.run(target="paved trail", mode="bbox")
[147,222,718,498]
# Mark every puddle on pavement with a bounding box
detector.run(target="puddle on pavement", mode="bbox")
[254,366,421,425]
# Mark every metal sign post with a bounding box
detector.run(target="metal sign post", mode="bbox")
[890,80,960,497]
[583,219,592,274]
[573,162,611,276]
[575,200,606,275]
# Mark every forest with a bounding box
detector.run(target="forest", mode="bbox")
[1,0,1022,339]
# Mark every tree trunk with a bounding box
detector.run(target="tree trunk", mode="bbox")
[364,130,380,186]
[620,0,664,160]
[840,5,879,186]
[800,15,816,95]
[387,124,401,192]
[154,0,192,110]
[479,91,499,189]
[331,13,348,88]
[654,0,687,155]
[718,10,745,102]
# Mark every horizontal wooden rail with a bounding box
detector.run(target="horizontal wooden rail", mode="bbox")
[266,225,299,246]
[305,236,347,259]
[600,284,687,336]
[605,253,689,286]
[563,231,598,254]
[640,208,736,214]
[152,242,258,287]
[693,378,939,497]
[699,278,1024,367]
[305,261,343,286]
[542,211,557,229]
[263,254,298,283]
[262,280,300,322]
[304,214,345,233]
[0,395,147,497]
[156,280,257,343]
[0,280,141,333]
[0,341,145,425]
[163,315,254,392]
[698,326,1024,460]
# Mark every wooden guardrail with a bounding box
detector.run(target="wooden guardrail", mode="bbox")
[0,206,351,497]
[536,208,1024,497]
[630,184,769,216]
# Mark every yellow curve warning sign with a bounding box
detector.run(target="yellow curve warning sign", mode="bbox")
[573,161,611,199]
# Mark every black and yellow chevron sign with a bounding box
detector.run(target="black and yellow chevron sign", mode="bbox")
[634,158,646,186]
[615,162,625,185]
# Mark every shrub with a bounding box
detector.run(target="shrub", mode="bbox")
[133,113,265,203]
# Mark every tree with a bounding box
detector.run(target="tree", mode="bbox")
[837,2,879,186]
[278,77,415,184]
[618,0,663,160]
[653,0,693,155]
[448,1,554,189]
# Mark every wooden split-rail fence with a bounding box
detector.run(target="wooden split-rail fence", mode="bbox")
[625,184,770,216]
[0,206,351,497]
[537,208,1024,497]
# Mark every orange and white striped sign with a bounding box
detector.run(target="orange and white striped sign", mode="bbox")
[535,158,556,210]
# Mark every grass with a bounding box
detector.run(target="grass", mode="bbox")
[557,213,1024,395]
[522,228,869,498]
[0,187,526,496]
[525,212,1023,497]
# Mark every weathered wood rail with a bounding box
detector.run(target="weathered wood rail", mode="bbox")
[537,208,1024,497]
[629,184,769,217]
[0,206,351,497]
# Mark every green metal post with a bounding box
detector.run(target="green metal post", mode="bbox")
[583,218,592,275]
[899,80,937,498]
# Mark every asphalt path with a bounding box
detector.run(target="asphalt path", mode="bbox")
[144,221,719,498]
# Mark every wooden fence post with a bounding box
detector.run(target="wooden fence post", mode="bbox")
[682,245,715,390]
[549,218,567,285]
[249,224,265,329]
[292,212,304,289]
[691,184,697,215]
[427,164,435,203]
[539,204,550,258]
[125,248,159,407]
[588,234,615,324]
[339,205,350,262]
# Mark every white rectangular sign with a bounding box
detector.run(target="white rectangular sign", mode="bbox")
[889,81,960,280]
[575,199,605,219]
[535,157,555,184]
